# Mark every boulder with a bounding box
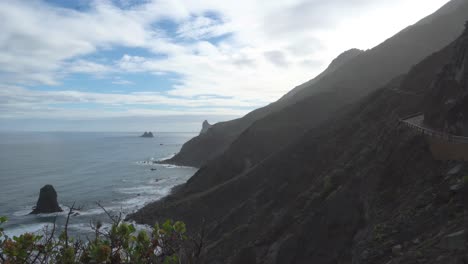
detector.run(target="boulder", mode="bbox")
[30,185,62,214]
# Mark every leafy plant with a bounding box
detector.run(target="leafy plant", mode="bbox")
[462,175,468,184]
[0,203,204,264]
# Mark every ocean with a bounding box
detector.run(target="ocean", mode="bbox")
[0,131,197,238]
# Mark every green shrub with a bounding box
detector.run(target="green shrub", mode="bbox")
[0,206,203,264]
[462,175,468,184]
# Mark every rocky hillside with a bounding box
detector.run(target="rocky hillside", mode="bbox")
[425,22,468,135]
[279,48,364,101]
[166,0,468,168]
[130,25,468,263]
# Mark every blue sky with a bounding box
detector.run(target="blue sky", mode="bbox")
[0,0,450,131]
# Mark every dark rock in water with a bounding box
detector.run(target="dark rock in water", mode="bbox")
[140,131,154,138]
[199,120,212,135]
[30,185,62,214]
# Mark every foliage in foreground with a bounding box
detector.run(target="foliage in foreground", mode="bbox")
[0,206,203,264]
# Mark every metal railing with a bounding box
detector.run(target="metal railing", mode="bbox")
[400,114,468,144]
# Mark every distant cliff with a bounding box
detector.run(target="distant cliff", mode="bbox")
[199,120,212,135]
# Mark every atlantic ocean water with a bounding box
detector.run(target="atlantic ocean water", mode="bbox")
[0,132,197,237]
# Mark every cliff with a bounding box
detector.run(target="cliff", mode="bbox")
[130,33,466,263]
[424,21,468,136]
[130,1,468,263]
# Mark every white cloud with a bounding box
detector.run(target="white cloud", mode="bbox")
[0,85,256,120]
[111,77,134,85]
[0,0,451,125]
[176,15,232,40]
[67,60,114,75]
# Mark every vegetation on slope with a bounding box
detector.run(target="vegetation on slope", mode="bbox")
[0,205,203,264]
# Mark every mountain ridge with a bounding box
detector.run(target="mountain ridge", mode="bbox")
[165,0,468,168]
[131,1,468,263]
[130,32,463,263]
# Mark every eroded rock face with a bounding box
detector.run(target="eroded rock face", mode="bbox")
[30,185,62,214]
[199,120,212,135]
[424,21,468,135]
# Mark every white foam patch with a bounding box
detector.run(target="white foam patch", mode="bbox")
[135,160,156,166]
[75,207,106,217]
[69,223,93,233]
[69,222,113,233]
[119,195,161,209]
[135,155,193,169]
[70,221,151,236]
[4,223,49,237]
[117,185,170,195]
[157,153,176,161]
[13,208,33,217]
[157,164,193,169]
[120,191,169,209]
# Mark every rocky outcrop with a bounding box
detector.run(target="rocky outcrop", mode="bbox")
[199,120,212,135]
[140,131,154,138]
[30,185,62,214]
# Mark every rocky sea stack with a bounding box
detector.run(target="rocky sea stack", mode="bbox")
[199,120,212,135]
[140,131,154,138]
[30,185,62,214]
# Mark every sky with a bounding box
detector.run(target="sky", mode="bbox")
[0,0,451,132]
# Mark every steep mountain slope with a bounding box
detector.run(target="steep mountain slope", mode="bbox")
[279,48,364,101]
[166,0,468,168]
[424,22,468,134]
[131,26,468,263]
[165,48,360,168]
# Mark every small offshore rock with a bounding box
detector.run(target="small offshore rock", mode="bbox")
[140,131,154,138]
